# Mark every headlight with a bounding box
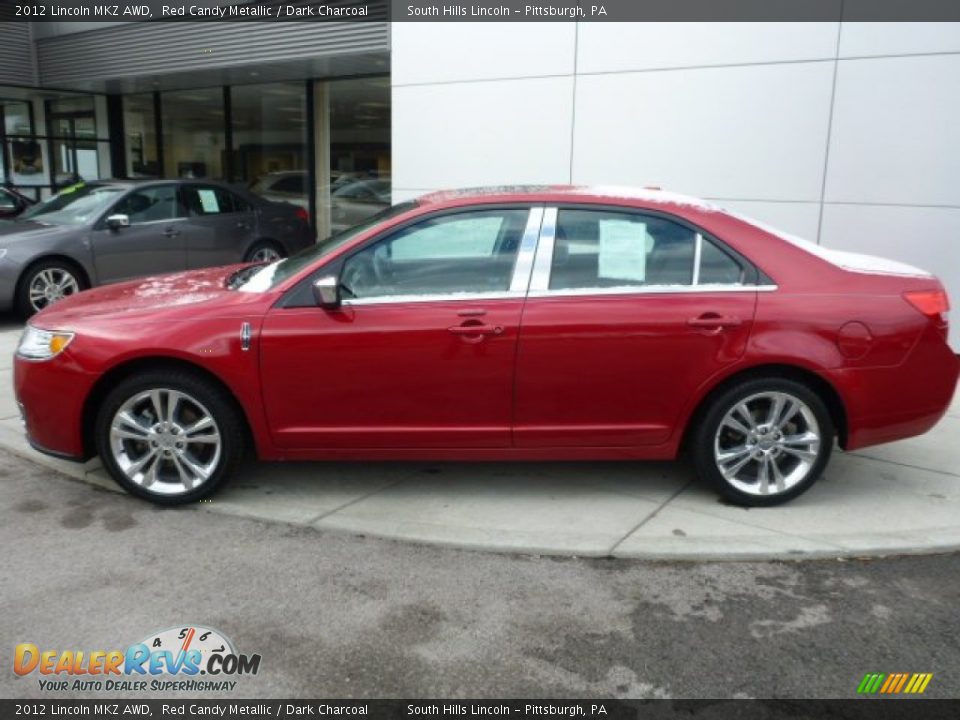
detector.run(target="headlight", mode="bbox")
[16,326,75,361]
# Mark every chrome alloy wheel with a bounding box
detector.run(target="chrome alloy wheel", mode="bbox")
[29,267,80,311]
[713,391,821,497]
[109,389,222,496]
[250,246,282,263]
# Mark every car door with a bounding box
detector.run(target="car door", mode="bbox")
[513,206,759,448]
[179,184,258,268]
[259,205,542,449]
[90,184,186,283]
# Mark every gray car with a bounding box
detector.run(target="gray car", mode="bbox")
[0,179,314,317]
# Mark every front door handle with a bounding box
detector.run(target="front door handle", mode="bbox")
[163,227,181,238]
[448,324,504,336]
[687,314,742,329]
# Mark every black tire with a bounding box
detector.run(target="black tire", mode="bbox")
[16,258,88,319]
[691,377,835,507]
[94,369,244,506]
[243,240,285,264]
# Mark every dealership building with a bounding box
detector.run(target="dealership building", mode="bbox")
[0,18,957,346]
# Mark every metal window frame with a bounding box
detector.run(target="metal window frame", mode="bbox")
[527,205,776,298]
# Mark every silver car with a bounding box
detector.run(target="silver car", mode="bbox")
[0,180,314,317]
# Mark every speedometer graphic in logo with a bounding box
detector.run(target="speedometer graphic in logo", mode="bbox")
[138,625,235,668]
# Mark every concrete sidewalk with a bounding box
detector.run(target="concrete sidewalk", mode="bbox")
[1,318,957,560]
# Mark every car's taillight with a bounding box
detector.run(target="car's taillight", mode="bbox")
[903,289,950,318]
[295,207,309,224]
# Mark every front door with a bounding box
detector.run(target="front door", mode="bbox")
[259,205,541,449]
[514,207,758,447]
[90,184,187,283]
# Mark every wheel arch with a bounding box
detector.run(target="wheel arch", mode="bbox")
[80,356,256,460]
[680,363,849,453]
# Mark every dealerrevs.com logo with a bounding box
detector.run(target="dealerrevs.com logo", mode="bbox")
[14,626,261,693]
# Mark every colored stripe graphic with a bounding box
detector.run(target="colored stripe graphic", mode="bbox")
[858,672,932,694]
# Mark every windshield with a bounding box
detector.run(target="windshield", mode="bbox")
[20,184,124,226]
[236,201,417,293]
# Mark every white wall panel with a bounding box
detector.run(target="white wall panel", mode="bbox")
[839,22,960,58]
[825,55,960,207]
[392,22,575,85]
[820,203,960,347]
[577,22,839,74]
[392,76,574,190]
[715,200,823,242]
[572,62,834,202]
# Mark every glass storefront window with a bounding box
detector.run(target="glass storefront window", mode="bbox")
[319,77,391,237]
[2,100,32,136]
[161,88,225,179]
[234,82,308,210]
[123,94,159,177]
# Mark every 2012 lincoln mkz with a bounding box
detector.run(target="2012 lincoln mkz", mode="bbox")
[13,187,958,507]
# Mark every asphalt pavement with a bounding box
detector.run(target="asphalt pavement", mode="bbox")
[2,449,958,700]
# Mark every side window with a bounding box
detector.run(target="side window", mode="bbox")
[550,209,696,290]
[0,191,16,211]
[699,237,746,285]
[341,209,529,300]
[182,186,247,216]
[111,186,178,224]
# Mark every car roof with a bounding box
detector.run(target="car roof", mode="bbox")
[416,185,721,214]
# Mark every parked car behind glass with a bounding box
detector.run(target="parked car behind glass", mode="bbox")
[0,179,313,317]
[13,186,958,508]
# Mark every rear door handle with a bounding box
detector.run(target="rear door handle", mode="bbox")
[687,314,742,328]
[163,227,180,238]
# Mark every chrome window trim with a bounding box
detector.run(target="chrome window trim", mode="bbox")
[692,233,702,286]
[528,207,557,292]
[340,206,539,306]
[343,290,523,307]
[531,206,770,296]
[509,206,545,293]
[526,284,778,300]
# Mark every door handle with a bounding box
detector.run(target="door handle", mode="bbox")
[687,314,742,328]
[448,324,503,336]
[163,227,181,238]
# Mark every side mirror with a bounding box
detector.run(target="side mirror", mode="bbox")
[312,275,341,309]
[106,214,130,231]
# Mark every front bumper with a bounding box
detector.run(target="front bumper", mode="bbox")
[14,352,97,461]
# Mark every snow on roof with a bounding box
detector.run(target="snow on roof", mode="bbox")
[417,185,720,212]
[728,210,933,279]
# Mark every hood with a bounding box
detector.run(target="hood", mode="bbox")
[33,264,256,326]
[0,220,82,243]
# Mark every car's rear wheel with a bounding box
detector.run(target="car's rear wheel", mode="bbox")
[244,241,285,264]
[95,370,244,505]
[16,259,87,318]
[692,378,834,507]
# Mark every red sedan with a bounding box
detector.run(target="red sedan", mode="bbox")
[13,187,958,507]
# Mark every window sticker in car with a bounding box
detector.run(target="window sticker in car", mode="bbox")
[198,189,220,214]
[597,219,648,283]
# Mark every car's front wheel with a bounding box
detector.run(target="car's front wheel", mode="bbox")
[16,259,87,318]
[692,378,834,507]
[95,370,244,505]
[244,241,285,264]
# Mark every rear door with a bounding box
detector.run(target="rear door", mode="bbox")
[180,184,258,268]
[513,206,759,448]
[90,183,186,283]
